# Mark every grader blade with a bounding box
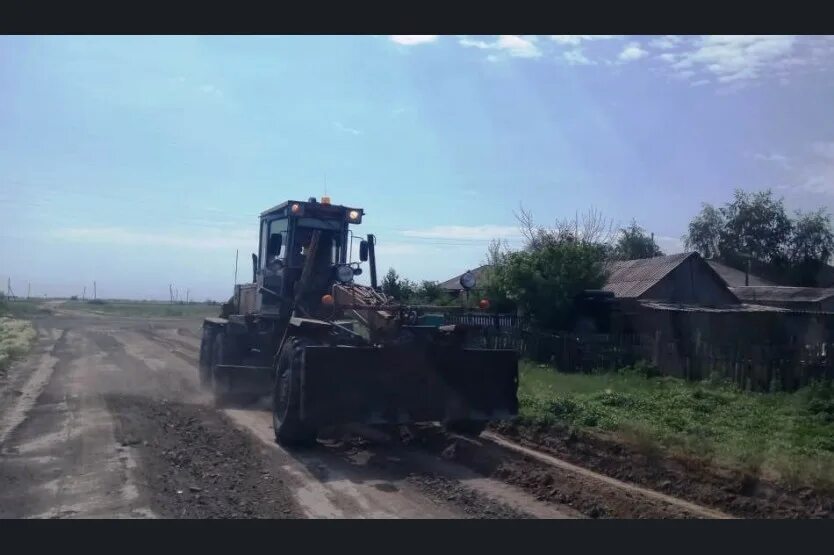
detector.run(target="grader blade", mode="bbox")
[298,345,518,427]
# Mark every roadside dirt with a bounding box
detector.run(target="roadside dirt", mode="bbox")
[398,425,708,519]
[490,420,834,519]
[105,395,302,518]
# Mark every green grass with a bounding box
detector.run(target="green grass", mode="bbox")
[0,299,53,318]
[518,360,834,489]
[0,317,37,372]
[61,300,220,319]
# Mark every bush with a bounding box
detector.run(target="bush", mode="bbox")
[487,240,608,330]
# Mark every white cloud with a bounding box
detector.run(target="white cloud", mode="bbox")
[563,49,595,66]
[777,141,834,195]
[812,141,834,160]
[654,235,685,254]
[459,37,491,49]
[334,122,361,136]
[55,227,253,250]
[401,225,522,241]
[649,35,682,50]
[496,35,541,58]
[691,79,710,87]
[800,142,834,193]
[618,42,648,62]
[459,35,540,59]
[199,84,223,97]
[753,152,792,169]
[373,242,435,256]
[389,35,438,46]
[550,35,618,45]
[657,35,822,87]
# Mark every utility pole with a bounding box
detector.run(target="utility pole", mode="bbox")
[93,281,97,300]
[234,249,239,286]
[169,284,173,304]
[6,277,14,300]
[27,282,31,299]
[82,286,86,300]
[186,289,190,304]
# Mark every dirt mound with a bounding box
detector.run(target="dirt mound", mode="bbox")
[491,421,834,519]
[401,426,698,518]
[106,395,302,518]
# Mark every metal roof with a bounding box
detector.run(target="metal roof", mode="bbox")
[729,286,834,303]
[638,300,788,313]
[706,260,775,287]
[603,252,695,299]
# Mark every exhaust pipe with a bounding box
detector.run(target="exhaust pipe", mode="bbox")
[367,234,378,290]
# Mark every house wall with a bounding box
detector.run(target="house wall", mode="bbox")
[642,256,739,305]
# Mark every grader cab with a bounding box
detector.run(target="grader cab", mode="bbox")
[198,197,518,446]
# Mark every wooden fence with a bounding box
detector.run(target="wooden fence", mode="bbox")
[451,312,834,392]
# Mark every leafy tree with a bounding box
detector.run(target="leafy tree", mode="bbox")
[380,268,416,301]
[788,209,834,286]
[485,208,610,330]
[614,220,663,260]
[415,280,443,303]
[790,209,834,264]
[489,241,608,330]
[684,189,834,286]
[718,189,792,266]
[684,203,723,259]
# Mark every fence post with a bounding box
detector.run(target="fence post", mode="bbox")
[653,330,662,367]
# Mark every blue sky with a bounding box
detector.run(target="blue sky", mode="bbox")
[2,35,834,300]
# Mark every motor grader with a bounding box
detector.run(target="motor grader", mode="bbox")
[198,197,518,446]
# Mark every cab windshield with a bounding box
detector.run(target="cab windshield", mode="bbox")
[292,225,342,267]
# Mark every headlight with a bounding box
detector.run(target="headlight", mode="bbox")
[335,264,354,283]
[348,210,360,221]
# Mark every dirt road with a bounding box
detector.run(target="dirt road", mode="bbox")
[0,305,583,519]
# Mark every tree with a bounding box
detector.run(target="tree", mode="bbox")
[415,280,443,303]
[488,241,608,330]
[790,209,834,263]
[381,268,416,301]
[683,189,834,286]
[614,220,663,260]
[718,189,792,267]
[684,203,723,259]
[486,207,610,330]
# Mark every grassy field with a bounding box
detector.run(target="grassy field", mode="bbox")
[518,360,834,489]
[0,299,53,319]
[60,300,220,319]
[0,316,37,372]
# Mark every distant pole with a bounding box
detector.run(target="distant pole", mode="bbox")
[93,281,97,300]
[746,257,751,286]
[82,286,86,300]
[234,249,239,286]
[186,289,190,304]
[27,282,31,299]
[169,284,173,304]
